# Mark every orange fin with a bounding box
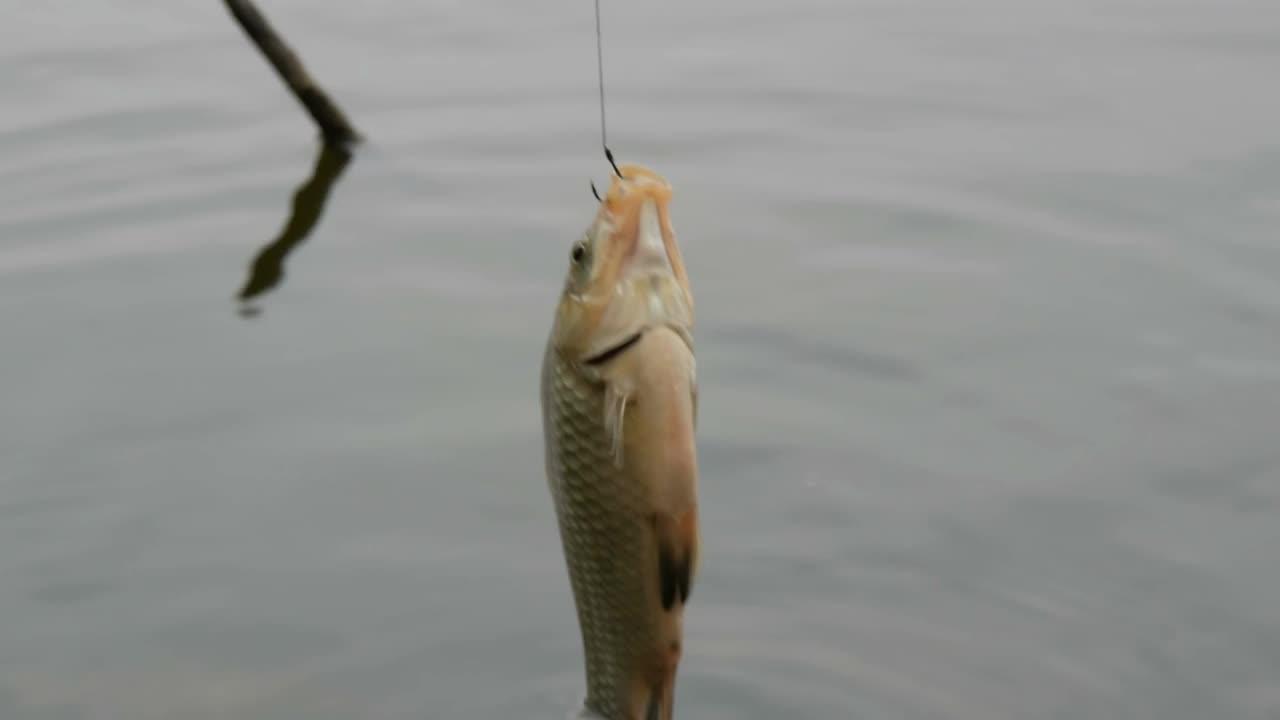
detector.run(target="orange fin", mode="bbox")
[645,693,660,720]
[637,657,678,720]
[655,510,698,611]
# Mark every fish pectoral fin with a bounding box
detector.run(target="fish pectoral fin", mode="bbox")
[654,509,698,611]
[603,383,631,468]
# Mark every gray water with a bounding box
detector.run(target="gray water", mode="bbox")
[4,1,1280,718]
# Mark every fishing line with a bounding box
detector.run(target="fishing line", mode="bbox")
[591,0,623,202]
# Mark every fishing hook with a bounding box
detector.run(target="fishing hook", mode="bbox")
[589,0,624,201]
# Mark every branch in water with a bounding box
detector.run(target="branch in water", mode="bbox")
[236,142,353,315]
[223,0,360,145]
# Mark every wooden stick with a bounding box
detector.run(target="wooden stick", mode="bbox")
[224,0,360,145]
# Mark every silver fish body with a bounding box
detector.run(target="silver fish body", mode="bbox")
[539,165,699,720]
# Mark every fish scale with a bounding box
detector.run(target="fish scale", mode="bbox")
[543,343,658,720]
[540,164,698,720]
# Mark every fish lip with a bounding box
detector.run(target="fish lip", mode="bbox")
[583,330,644,366]
[597,166,682,285]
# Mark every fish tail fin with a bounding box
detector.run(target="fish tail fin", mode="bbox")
[645,692,660,720]
[643,672,677,720]
[629,627,683,720]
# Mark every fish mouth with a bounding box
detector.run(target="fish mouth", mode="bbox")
[595,165,689,294]
[583,330,644,366]
[558,164,693,364]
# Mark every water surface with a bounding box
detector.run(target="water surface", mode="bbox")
[3,1,1280,718]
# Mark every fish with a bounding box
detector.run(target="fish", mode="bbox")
[540,164,700,720]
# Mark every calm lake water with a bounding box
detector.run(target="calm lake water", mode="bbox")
[4,1,1280,718]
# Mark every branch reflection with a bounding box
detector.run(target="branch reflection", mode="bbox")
[236,141,354,317]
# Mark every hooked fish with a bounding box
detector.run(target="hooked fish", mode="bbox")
[540,164,700,720]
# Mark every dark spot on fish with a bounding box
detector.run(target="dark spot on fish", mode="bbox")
[657,535,693,611]
[658,554,692,610]
[584,331,644,366]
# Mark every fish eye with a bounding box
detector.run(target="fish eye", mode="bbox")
[570,241,588,264]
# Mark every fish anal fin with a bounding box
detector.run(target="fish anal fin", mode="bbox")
[654,509,698,611]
